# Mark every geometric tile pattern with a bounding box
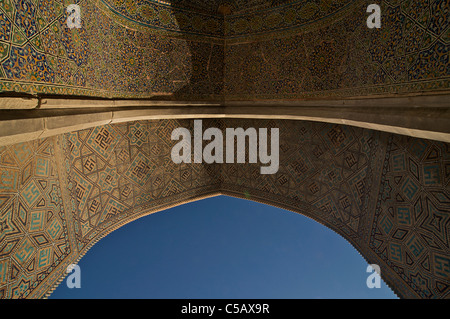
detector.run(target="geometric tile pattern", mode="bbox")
[62,120,222,252]
[2,119,448,299]
[0,0,448,99]
[224,0,450,99]
[0,138,71,299]
[100,0,358,38]
[218,120,449,299]
[220,119,375,246]
[369,134,450,298]
[0,0,214,98]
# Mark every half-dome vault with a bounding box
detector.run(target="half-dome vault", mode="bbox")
[0,0,447,100]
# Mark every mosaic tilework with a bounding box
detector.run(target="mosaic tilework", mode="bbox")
[0,119,449,298]
[99,0,225,37]
[0,137,73,299]
[147,0,299,15]
[61,120,450,298]
[100,0,357,38]
[61,119,222,253]
[219,119,379,246]
[368,134,450,298]
[224,0,449,99]
[218,119,449,299]
[0,0,448,100]
[0,0,220,99]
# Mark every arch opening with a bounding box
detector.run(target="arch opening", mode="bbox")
[49,195,398,299]
[0,117,448,299]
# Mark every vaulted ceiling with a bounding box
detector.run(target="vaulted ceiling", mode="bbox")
[110,0,304,15]
[100,0,357,38]
[0,0,447,101]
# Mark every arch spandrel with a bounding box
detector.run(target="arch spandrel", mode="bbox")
[0,118,448,299]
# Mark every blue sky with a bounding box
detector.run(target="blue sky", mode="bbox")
[50,195,397,299]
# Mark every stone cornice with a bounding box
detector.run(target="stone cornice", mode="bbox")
[0,93,449,146]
